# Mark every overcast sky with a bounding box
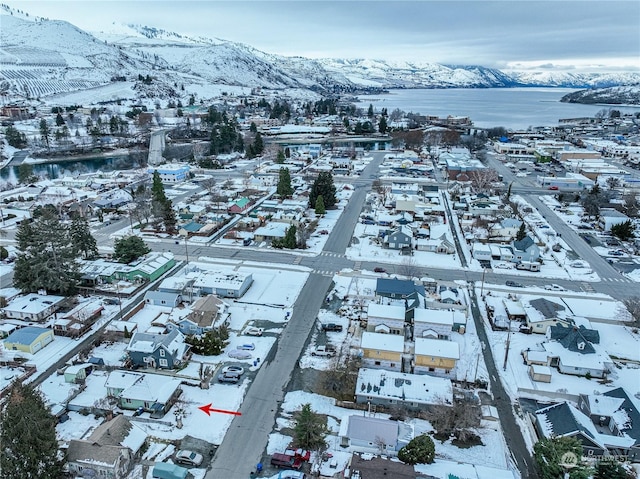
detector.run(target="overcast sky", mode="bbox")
[6,0,640,71]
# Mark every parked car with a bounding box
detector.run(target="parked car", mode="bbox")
[221,365,244,376]
[175,450,203,467]
[271,453,302,470]
[374,267,387,273]
[505,280,524,288]
[544,284,566,291]
[548,186,559,190]
[311,345,336,357]
[318,230,329,235]
[228,349,252,359]
[243,326,264,336]
[321,323,343,332]
[237,343,255,351]
[217,373,240,384]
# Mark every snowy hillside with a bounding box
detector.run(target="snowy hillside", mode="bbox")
[560,85,640,105]
[2,5,640,104]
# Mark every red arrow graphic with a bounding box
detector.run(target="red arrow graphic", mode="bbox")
[198,403,242,416]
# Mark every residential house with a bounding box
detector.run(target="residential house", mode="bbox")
[2,293,66,321]
[338,415,410,456]
[228,197,252,214]
[192,271,253,298]
[413,308,463,340]
[511,236,540,263]
[503,299,527,322]
[354,367,453,411]
[493,218,523,240]
[347,453,415,479]
[117,253,176,283]
[360,332,404,371]
[144,291,182,308]
[105,371,183,417]
[168,295,228,335]
[578,388,640,462]
[52,299,104,338]
[366,303,406,335]
[375,279,425,316]
[252,222,288,242]
[126,329,191,369]
[466,196,503,217]
[383,226,413,250]
[413,337,459,377]
[526,298,571,334]
[66,415,147,479]
[415,224,455,254]
[64,363,93,384]
[3,326,54,354]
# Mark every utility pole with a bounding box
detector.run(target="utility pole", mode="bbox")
[503,318,512,371]
[183,234,189,264]
[480,268,486,296]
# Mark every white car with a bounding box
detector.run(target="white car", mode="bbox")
[237,343,256,351]
[544,284,566,291]
[243,327,264,337]
[175,450,203,467]
[221,365,244,376]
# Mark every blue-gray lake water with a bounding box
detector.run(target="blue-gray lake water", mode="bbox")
[357,87,640,130]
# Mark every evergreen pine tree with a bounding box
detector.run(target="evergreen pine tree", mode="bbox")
[283,225,297,249]
[70,215,98,260]
[315,195,326,215]
[277,167,293,198]
[293,404,328,450]
[0,382,64,479]
[276,150,286,164]
[515,222,527,241]
[309,172,337,209]
[39,118,50,149]
[378,116,388,134]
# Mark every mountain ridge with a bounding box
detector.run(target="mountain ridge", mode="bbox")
[1,6,639,103]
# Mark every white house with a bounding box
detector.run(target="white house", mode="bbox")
[599,208,630,232]
[366,303,406,335]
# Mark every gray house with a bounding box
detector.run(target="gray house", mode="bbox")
[339,415,409,455]
[383,226,413,250]
[192,272,253,298]
[126,329,190,369]
[66,415,147,479]
[144,290,182,308]
[167,295,228,336]
[511,236,540,263]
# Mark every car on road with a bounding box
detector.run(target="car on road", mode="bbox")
[228,349,252,359]
[505,280,524,288]
[544,284,566,291]
[243,326,264,336]
[374,267,387,273]
[175,450,203,467]
[237,343,255,351]
[217,373,240,384]
[548,186,559,190]
[221,365,244,376]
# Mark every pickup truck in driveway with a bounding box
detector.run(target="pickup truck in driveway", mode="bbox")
[311,345,336,357]
[270,453,302,469]
[322,323,343,332]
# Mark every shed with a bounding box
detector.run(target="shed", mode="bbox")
[3,326,54,354]
[529,364,552,383]
[64,363,93,384]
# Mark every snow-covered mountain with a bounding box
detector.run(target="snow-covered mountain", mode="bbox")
[1,6,639,103]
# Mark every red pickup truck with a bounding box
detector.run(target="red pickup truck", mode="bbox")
[270,453,302,469]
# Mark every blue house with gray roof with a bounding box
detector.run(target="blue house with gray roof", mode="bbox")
[511,235,540,263]
[375,279,425,321]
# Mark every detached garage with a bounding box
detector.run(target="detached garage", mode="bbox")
[3,326,54,354]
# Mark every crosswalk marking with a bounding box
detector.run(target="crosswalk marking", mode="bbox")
[354,261,362,271]
[292,256,302,265]
[313,270,334,277]
[320,252,343,257]
[581,283,595,292]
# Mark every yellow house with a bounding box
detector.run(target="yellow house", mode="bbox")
[360,331,404,371]
[3,326,54,354]
[414,337,459,377]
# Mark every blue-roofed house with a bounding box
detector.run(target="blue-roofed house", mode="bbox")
[375,278,426,320]
[3,326,54,354]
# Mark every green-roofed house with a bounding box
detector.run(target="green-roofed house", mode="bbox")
[228,197,252,214]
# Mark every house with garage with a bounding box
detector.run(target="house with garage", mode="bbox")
[360,332,405,371]
[375,279,426,321]
[228,197,252,214]
[354,367,453,411]
[168,294,229,335]
[66,414,147,479]
[415,224,455,254]
[413,337,459,377]
[126,329,191,369]
[383,226,413,250]
[2,293,66,321]
[366,303,406,336]
[64,363,93,384]
[526,298,573,334]
[599,208,631,232]
[3,326,54,354]
[105,371,183,417]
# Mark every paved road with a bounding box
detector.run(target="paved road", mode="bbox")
[205,153,387,478]
[469,287,538,478]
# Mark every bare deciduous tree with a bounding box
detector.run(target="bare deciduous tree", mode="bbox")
[468,169,499,194]
[619,297,640,328]
[398,256,420,280]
